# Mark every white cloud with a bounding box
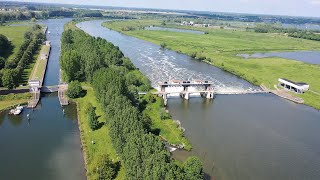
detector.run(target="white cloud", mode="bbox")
[310,0,320,5]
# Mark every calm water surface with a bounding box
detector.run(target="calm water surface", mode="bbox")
[78,20,320,180]
[145,26,205,34]
[238,51,320,65]
[0,19,85,180]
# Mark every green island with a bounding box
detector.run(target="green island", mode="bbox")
[103,20,320,110]
[62,21,201,179]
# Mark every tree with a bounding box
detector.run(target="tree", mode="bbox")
[0,34,12,56]
[61,50,82,81]
[183,156,204,180]
[66,81,83,98]
[2,69,16,89]
[87,104,99,131]
[0,57,5,69]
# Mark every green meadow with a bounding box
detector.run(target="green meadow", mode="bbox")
[103,20,320,110]
[0,25,29,60]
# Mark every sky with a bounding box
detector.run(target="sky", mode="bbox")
[7,0,320,17]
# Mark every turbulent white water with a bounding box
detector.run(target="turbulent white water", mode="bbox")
[77,20,260,94]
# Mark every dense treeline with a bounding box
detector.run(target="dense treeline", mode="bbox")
[61,21,203,179]
[0,24,44,88]
[0,11,48,23]
[0,9,102,24]
[254,24,320,41]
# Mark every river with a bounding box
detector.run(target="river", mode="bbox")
[0,19,85,180]
[77,20,320,180]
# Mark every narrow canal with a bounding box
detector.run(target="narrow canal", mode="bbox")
[0,19,85,180]
[77,20,320,180]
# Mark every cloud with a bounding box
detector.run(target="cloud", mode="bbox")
[310,0,320,5]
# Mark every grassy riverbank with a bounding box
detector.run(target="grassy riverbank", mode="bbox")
[74,84,125,180]
[141,93,192,150]
[0,93,31,111]
[103,20,320,110]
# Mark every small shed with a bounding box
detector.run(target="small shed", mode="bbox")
[45,41,51,46]
[40,53,48,60]
[28,80,41,92]
[278,78,309,94]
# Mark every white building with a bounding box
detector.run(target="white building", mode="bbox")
[28,80,41,92]
[278,78,309,94]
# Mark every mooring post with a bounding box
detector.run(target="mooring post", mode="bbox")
[184,92,189,100]
[163,93,168,106]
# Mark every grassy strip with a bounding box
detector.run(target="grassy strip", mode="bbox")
[103,20,320,110]
[29,45,50,83]
[74,84,125,180]
[0,93,31,111]
[142,94,192,150]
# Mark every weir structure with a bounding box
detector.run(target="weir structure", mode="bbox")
[158,80,215,105]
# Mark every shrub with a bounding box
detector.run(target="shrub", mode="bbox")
[160,42,167,49]
[93,154,116,179]
[87,103,99,131]
[66,80,84,98]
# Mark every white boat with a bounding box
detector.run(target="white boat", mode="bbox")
[9,105,24,115]
[48,31,51,34]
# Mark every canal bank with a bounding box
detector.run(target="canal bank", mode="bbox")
[77,20,320,180]
[0,18,86,180]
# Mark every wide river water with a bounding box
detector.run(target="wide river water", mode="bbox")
[0,19,85,180]
[77,20,320,180]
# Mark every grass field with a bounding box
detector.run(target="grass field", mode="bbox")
[103,20,320,110]
[0,26,29,60]
[0,93,31,111]
[74,84,125,180]
[0,24,41,86]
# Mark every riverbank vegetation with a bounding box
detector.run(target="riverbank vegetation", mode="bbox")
[62,20,201,179]
[103,20,320,110]
[254,24,320,41]
[0,93,31,111]
[0,24,45,89]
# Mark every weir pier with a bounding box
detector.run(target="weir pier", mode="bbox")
[153,80,267,105]
[158,80,215,105]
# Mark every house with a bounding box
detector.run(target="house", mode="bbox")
[278,78,309,94]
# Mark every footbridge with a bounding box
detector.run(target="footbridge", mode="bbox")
[27,83,69,108]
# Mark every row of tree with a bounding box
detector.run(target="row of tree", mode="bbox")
[254,24,320,41]
[0,9,103,24]
[0,24,45,89]
[61,21,204,179]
